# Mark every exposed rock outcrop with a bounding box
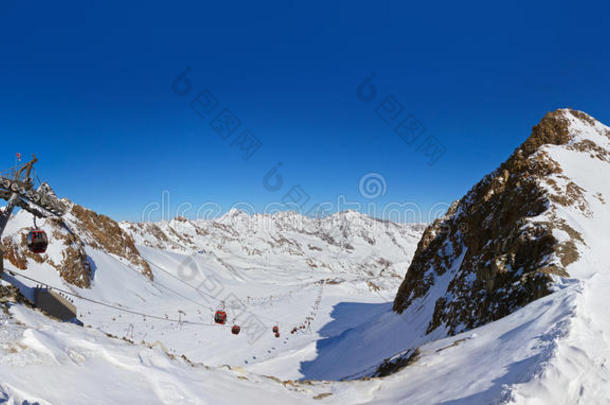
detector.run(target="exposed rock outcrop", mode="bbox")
[2,200,152,288]
[393,109,608,336]
[69,204,152,280]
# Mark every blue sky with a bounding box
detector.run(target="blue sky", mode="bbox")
[1,1,609,222]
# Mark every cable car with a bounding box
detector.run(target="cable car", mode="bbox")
[214,310,227,325]
[274,332,280,338]
[27,230,48,254]
[272,326,279,334]
[232,325,241,335]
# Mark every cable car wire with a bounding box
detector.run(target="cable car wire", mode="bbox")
[143,258,224,306]
[6,270,221,327]
[142,257,279,323]
[103,254,217,314]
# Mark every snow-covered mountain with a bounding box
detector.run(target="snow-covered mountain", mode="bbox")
[393,108,609,333]
[1,108,610,404]
[299,109,610,403]
[1,203,428,403]
[121,210,426,287]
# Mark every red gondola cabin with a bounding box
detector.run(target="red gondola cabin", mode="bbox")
[232,325,241,335]
[272,326,279,334]
[214,310,227,325]
[27,230,48,254]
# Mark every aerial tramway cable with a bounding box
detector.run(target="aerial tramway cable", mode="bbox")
[103,253,218,314]
[6,269,222,327]
[143,258,224,307]
[142,257,280,323]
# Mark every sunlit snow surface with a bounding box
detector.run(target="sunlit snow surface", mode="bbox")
[1,110,610,403]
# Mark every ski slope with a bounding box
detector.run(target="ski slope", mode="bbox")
[1,110,610,404]
[3,256,608,404]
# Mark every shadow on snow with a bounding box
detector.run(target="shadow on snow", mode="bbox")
[299,300,393,381]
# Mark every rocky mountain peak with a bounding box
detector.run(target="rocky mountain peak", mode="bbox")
[393,108,610,336]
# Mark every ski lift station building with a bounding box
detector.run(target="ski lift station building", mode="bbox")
[34,287,77,321]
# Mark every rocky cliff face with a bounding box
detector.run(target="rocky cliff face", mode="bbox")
[68,204,152,280]
[2,200,152,288]
[393,109,610,335]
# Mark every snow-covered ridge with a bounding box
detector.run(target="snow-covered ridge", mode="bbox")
[121,210,426,281]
